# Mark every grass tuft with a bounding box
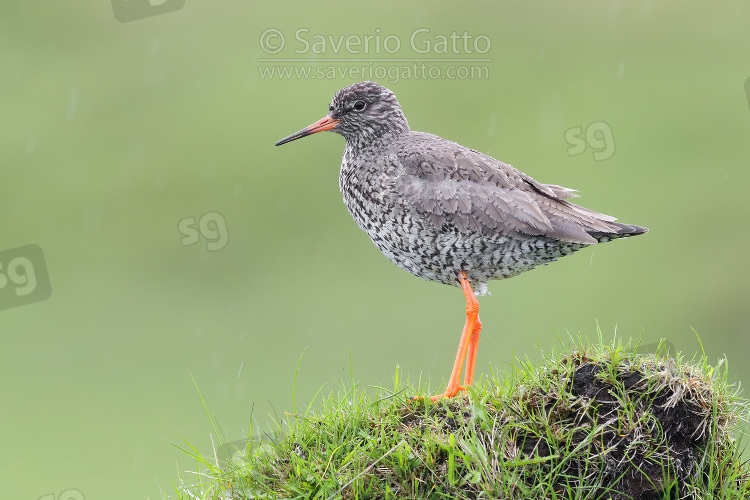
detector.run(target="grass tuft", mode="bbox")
[167,335,749,499]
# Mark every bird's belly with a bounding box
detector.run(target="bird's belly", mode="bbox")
[346,200,585,293]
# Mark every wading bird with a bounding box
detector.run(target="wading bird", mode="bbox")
[276,81,647,401]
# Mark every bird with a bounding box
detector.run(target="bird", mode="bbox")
[275,81,647,401]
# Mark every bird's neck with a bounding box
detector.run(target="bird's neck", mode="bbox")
[343,125,409,158]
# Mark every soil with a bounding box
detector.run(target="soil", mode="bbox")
[516,361,707,499]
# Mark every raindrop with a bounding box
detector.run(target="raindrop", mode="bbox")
[66,90,78,121]
[487,113,497,138]
[151,37,160,55]
[617,61,626,79]
[26,135,36,155]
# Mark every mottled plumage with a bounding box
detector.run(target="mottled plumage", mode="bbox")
[276,81,648,399]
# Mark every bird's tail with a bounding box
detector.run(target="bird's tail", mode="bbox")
[589,222,649,243]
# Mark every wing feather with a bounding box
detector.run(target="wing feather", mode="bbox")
[392,133,622,243]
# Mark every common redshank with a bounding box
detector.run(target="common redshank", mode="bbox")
[275,81,647,401]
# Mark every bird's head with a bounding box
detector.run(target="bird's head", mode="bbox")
[275,81,410,148]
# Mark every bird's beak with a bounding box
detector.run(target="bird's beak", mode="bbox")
[275,115,341,146]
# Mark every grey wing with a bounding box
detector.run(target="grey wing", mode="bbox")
[393,139,623,244]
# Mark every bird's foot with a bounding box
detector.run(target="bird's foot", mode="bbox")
[413,385,467,402]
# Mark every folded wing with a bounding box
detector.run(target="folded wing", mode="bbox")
[393,134,624,244]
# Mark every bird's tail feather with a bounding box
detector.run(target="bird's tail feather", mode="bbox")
[589,222,648,243]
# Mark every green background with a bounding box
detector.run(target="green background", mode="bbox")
[2,1,749,498]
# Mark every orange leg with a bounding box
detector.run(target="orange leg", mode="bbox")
[463,314,482,387]
[420,271,480,402]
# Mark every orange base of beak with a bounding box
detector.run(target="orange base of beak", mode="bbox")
[275,115,341,146]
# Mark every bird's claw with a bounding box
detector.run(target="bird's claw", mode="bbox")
[412,385,468,402]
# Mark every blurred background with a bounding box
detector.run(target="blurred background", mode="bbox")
[2,1,749,498]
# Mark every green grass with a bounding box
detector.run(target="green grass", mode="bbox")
[167,335,749,499]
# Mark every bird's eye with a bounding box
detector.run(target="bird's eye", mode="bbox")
[352,100,366,112]
[329,105,334,112]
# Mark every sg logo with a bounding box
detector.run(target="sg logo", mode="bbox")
[564,121,616,161]
[178,211,229,252]
[111,0,185,23]
[0,244,52,312]
[38,489,84,500]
